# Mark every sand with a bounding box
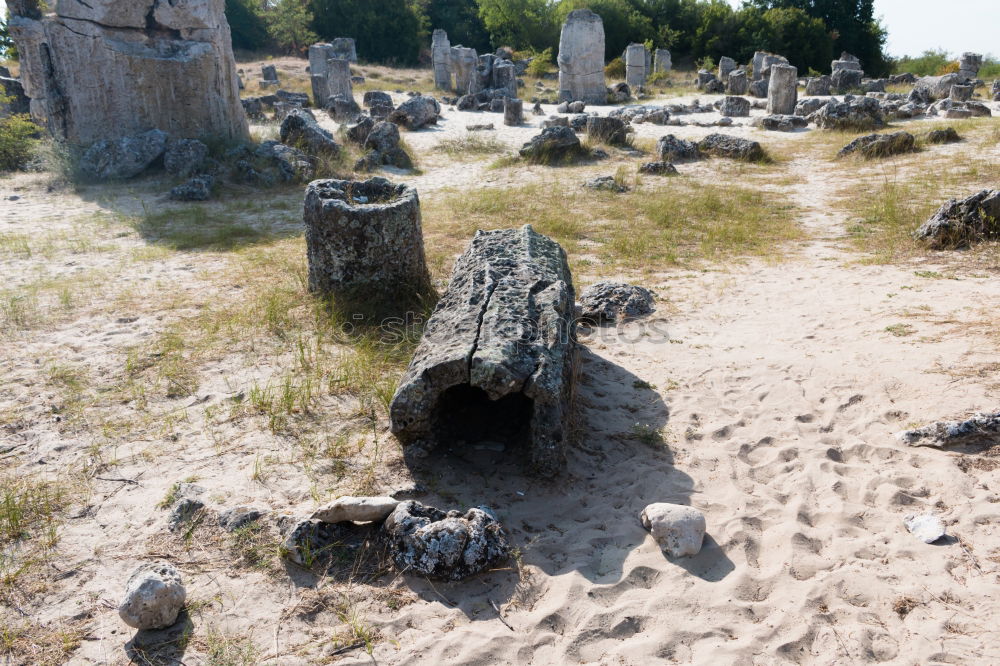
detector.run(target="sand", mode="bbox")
[2,64,1000,665]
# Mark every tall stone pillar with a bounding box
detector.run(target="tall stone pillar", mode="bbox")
[625,43,647,90]
[557,9,606,104]
[432,30,452,91]
[767,64,798,115]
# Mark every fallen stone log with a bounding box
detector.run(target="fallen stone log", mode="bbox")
[390,225,577,477]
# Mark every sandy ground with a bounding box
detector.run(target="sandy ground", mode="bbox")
[2,66,1000,665]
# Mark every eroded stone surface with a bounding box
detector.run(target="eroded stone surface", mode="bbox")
[913,190,1000,248]
[119,563,186,631]
[899,411,1000,446]
[641,504,706,558]
[383,501,510,580]
[311,496,401,524]
[579,281,655,322]
[9,0,248,144]
[558,9,606,104]
[390,225,577,476]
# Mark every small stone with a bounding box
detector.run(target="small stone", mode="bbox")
[281,519,349,566]
[903,514,946,544]
[638,161,677,176]
[218,506,265,532]
[579,281,655,322]
[311,496,400,524]
[583,176,629,193]
[641,503,706,557]
[169,175,213,202]
[119,563,186,630]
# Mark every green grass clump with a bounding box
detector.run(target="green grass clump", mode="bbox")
[0,114,39,172]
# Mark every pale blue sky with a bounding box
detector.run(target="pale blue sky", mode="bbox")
[723,0,998,58]
[2,1,996,59]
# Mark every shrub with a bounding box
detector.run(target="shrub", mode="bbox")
[936,61,959,75]
[525,47,554,77]
[0,114,39,172]
[605,57,625,80]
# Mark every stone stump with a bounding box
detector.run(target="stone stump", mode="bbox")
[586,116,627,144]
[831,52,862,73]
[558,9,606,104]
[832,68,863,93]
[493,61,518,98]
[303,178,433,308]
[331,38,357,63]
[625,43,647,90]
[654,49,672,74]
[503,98,523,126]
[805,75,831,96]
[451,47,478,94]
[718,56,736,82]
[720,96,750,117]
[767,64,797,115]
[328,58,353,102]
[432,30,452,90]
[262,64,278,82]
[950,84,973,102]
[726,69,748,95]
[390,225,577,477]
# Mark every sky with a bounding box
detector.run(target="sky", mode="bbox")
[2,1,996,59]
[723,0,998,58]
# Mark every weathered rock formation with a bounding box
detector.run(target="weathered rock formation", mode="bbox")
[914,189,1000,248]
[432,30,452,90]
[805,75,831,96]
[809,97,884,130]
[653,49,672,73]
[656,134,699,162]
[899,410,1000,447]
[720,95,750,117]
[303,178,433,306]
[586,116,627,145]
[625,43,648,90]
[119,563,186,630]
[698,133,766,162]
[383,501,510,580]
[389,225,577,477]
[837,131,915,159]
[766,64,798,115]
[330,37,357,63]
[558,9,606,104]
[451,47,478,94]
[519,126,586,163]
[8,0,249,145]
[579,282,655,323]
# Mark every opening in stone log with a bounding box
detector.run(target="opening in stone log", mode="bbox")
[431,385,533,450]
[390,225,577,477]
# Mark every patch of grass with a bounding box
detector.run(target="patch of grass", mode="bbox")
[630,423,666,448]
[885,323,916,337]
[202,626,259,666]
[132,204,282,252]
[0,619,86,664]
[229,521,279,571]
[434,133,508,159]
[429,179,802,272]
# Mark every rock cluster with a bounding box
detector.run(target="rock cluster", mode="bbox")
[519,126,587,163]
[698,133,766,162]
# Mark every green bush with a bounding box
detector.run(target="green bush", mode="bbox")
[0,114,40,172]
[525,47,554,76]
[605,57,625,80]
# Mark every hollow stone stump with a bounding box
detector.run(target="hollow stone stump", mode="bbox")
[390,225,578,477]
[767,64,798,115]
[303,178,433,308]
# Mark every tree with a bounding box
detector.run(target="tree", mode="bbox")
[263,0,317,54]
[743,0,888,75]
[733,6,831,73]
[476,0,558,52]
[310,0,424,64]
[416,0,491,51]
[225,0,271,52]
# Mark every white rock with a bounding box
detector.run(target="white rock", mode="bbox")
[557,9,606,104]
[119,563,186,630]
[904,514,946,543]
[641,503,706,557]
[311,496,400,524]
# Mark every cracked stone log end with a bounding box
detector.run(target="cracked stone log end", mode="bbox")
[389,225,578,477]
